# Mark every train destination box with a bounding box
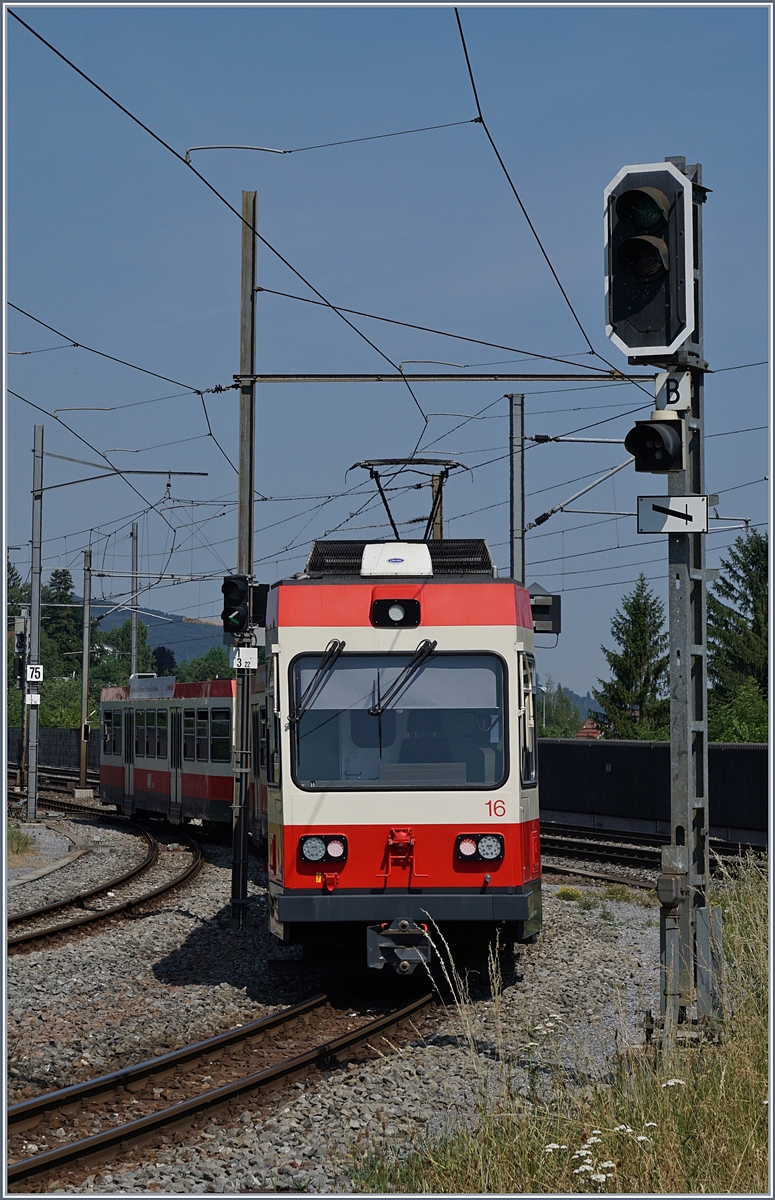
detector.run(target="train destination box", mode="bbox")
[128,674,176,699]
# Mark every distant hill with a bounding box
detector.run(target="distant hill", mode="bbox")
[558,685,597,720]
[93,604,223,665]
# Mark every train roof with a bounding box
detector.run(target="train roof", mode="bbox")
[100,678,236,702]
[304,538,494,577]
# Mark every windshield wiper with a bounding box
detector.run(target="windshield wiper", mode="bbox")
[289,639,346,725]
[368,639,437,716]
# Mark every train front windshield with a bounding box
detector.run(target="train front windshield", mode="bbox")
[292,653,506,789]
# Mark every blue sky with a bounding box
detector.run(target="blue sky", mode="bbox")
[4,4,770,695]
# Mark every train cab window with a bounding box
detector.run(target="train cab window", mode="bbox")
[135,710,145,758]
[210,708,231,762]
[156,709,168,759]
[183,709,195,761]
[145,709,156,758]
[196,709,209,762]
[520,653,538,787]
[103,713,113,755]
[291,652,506,790]
[112,710,122,757]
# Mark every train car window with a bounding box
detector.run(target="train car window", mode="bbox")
[103,713,112,755]
[196,709,209,762]
[112,710,122,758]
[291,652,506,789]
[520,654,538,787]
[211,708,231,762]
[183,709,195,761]
[135,709,145,758]
[145,709,156,758]
[156,709,168,759]
[258,703,268,770]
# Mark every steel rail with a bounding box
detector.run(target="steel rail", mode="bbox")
[7,824,157,926]
[8,830,202,948]
[7,992,434,1184]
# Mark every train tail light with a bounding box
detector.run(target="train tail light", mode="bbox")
[300,835,348,864]
[456,833,504,863]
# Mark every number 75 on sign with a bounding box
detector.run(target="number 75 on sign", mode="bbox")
[26,664,43,683]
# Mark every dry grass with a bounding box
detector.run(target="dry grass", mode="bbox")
[356,855,768,1194]
[7,824,34,856]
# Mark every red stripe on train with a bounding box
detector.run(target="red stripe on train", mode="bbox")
[279,820,540,890]
[266,582,533,630]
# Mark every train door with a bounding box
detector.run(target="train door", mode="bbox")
[169,707,183,821]
[123,707,134,809]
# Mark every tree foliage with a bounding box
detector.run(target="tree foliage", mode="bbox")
[592,573,669,739]
[152,645,177,676]
[537,676,582,738]
[177,645,234,682]
[708,677,768,744]
[708,530,768,699]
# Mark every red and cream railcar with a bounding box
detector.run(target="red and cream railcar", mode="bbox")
[255,538,541,973]
[100,678,235,826]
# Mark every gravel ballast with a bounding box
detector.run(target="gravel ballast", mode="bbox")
[8,832,661,1194]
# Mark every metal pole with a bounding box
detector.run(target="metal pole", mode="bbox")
[79,548,92,790]
[509,394,525,583]
[27,425,44,822]
[231,189,257,928]
[19,607,29,790]
[431,475,443,540]
[657,158,719,1045]
[130,523,138,677]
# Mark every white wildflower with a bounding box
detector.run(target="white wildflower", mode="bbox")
[661,1078,686,1088]
[572,1149,593,1159]
[573,1164,594,1174]
[635,1135,650,1142]
[591,1129,602,1134]
[599,1161,616,1169]
[644,1122,657,1128]
[544,1144,560,1153]
[590,1174,608,1184]
[585,1136,602,1145]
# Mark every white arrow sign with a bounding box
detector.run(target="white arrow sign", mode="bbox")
[638,495,709,534]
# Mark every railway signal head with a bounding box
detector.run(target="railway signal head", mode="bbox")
[604,161,694,359]
[221,574,251,635]
[624,415,685,473]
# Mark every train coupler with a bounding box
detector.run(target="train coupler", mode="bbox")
[366,919,432,975]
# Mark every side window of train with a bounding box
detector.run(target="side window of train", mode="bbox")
[156,709,168,759]
[211,708,231,763]
[520,653,538,786]
[183,709,195,761]
[258,703,268,771]
[135,709,145,758]
[145,709,156,759]
[196,709,209,762]
[112,710,122,757]
[103,712,112,755]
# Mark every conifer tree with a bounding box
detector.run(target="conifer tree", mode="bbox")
[592,573,669,739]
[708,530,768,698]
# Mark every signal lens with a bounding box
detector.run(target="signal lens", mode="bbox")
[326,838,345,859]
[477,835,504,861]
[616,188,668,231]
[458,837,477,858]
[387,604,405,623]
[301,836,326,862]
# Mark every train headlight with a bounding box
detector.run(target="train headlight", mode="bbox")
[458,837,478,858]
[301,836,326,862]
[477,835,504,861]
[300,835,348,863]
[387,604,405,623]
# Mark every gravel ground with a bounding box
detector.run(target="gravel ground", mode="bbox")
[8,836,661,1194]
[6,820,148,913]
[6,824,75,882]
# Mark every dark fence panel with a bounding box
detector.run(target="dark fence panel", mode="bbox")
[538,738,767,838]
[7,728,101,773]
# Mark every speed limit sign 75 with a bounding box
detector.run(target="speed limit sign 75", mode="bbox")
[26,664,43,683]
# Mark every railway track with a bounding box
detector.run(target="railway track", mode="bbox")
[7,826,203,950]
[542,820,764,858]
[7,991,434,1189]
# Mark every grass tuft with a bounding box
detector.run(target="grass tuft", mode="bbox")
[7,824,34,855]
[355,855,768,1194]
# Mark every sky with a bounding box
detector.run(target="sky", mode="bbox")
[4,4,771,696]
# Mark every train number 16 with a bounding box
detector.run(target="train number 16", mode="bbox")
[485,799,506,817]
